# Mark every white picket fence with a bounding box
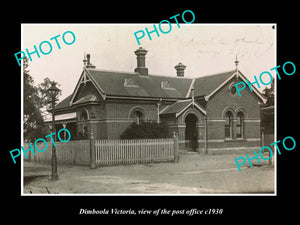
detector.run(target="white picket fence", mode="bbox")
[95,138,175,166]
[24,137,179,167]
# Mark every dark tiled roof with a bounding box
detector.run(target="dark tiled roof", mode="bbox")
[86,69,192,99]
[160,99,192,115]
[193,70,235,97]
[160,99,206,116]
[55,69,238,112]
[55,94,72,110]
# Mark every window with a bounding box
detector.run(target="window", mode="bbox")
[230,85,237,95]
[79,108,89,138]
[132,110,143,125]
[129,107,146,125]
[161,81,175,90]
[80,109,88,121]
[229,83,237,96]
[225,111,233,139]
[124,78,139,87]
[236,112,244,139]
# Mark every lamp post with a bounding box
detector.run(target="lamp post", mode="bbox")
[47,82,60,181]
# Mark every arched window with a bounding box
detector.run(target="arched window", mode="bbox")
[236,111,245,139]
[132,110,143,125]
[225,111,233,139]
[80,110,88,121]
[79,108,89,138]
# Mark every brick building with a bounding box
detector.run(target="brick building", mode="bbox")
[49,47,266,153]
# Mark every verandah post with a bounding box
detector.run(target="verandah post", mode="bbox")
[173,132,179,163]
[90,132,96,169]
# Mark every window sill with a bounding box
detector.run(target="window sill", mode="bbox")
[224,138,247,142]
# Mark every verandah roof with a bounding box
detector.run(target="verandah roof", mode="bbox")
[44,112,76,123]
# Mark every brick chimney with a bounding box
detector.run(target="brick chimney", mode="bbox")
[174,63,186,77]
[134,47,148,76]
[85,53,96,69]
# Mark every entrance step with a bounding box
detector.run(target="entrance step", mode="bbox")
[179,150,199,155]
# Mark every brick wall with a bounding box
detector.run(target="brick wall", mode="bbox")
[204,77,262,150]
[105,100,158,121]
[73,76,263,151]
[205,77,261,119]
[102,99,159,139]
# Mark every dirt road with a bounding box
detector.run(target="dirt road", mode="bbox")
[23,152,274,195]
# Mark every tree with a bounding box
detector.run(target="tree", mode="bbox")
[23,57,47,142]
[261,80,275,165]
[37,77,62,117]
[261,80,274,134]
[23,58,62,142]
[262,80,274,107]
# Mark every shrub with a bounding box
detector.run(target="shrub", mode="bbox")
[120,121,170,139]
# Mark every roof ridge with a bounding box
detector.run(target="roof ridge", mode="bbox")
[195,69,236,80]
[87,68,193,80]
[86,68,138,75]
[147,74,192,79]
[86,68,236,80]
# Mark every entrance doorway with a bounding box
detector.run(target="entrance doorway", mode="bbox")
[185,113,198,151]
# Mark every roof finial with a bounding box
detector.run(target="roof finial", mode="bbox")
[83,52,87,67]
[191,83,195,104]
[234,54,239,71]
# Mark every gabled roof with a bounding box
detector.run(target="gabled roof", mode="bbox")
[237,70,266,103]
[55,94,73,111]
[56,67,266,111]
[85,68,192,99]
[160,99,206,117]
[73,93,99,105]
[191,70,266,103]
[160,99,191,115]
[193,70,235,97]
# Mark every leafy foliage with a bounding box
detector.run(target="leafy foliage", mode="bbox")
[23,57,62,142]
[120,121,170,139]
[37,77,62,116]
[262,80,274,107]
[23,58,46,142]
[261,81,274,134]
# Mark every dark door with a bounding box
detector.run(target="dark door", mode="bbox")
[185,114,198,151]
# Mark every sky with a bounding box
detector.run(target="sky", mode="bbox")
[22,24,276,102]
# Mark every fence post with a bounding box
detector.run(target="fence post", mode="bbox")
[90,133,96,169]
[173,132,179,163]
[204,116,208,155]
